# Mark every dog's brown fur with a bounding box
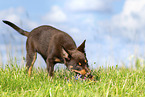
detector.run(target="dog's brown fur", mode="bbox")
[3,20,92,78]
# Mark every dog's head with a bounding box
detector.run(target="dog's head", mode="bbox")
[62,40,92,78]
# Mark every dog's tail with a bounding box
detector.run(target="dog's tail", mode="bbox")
[2,20,29,37]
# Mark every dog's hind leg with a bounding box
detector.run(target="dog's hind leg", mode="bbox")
[26,51,37,76]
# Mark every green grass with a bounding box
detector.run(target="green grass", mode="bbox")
[0,61,145,97]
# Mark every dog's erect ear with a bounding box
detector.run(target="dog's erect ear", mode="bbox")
[62,46,71,61]
[77,40,86,53]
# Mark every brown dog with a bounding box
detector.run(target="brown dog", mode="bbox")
[3,20,92,78]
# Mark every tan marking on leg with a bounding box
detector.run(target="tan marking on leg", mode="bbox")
[54,58,61,62]
[69,66,73,68]
[72,69,86,75]
[28,53,37,76]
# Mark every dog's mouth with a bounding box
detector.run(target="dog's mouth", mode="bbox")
[68,66,87,75]
[68,66,93,79]
[71,69,93,79]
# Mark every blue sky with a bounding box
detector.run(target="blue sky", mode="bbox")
[0,0,125,25]
[0,0,145,68]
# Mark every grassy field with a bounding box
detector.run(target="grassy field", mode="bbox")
[0,60,145,97]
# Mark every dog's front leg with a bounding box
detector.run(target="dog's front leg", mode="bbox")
[46,58,55,77]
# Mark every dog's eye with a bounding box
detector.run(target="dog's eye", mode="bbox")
[84,60,87,63]
[78,62,81,66]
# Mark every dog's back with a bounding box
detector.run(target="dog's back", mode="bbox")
[28,25,77,59]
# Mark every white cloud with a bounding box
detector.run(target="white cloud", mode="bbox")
[0,7,38,30]
[112,0,145,29]
[0,7,24,22]
[42,6,67,23]
[108,0,145,39]
[66,0,112,12]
